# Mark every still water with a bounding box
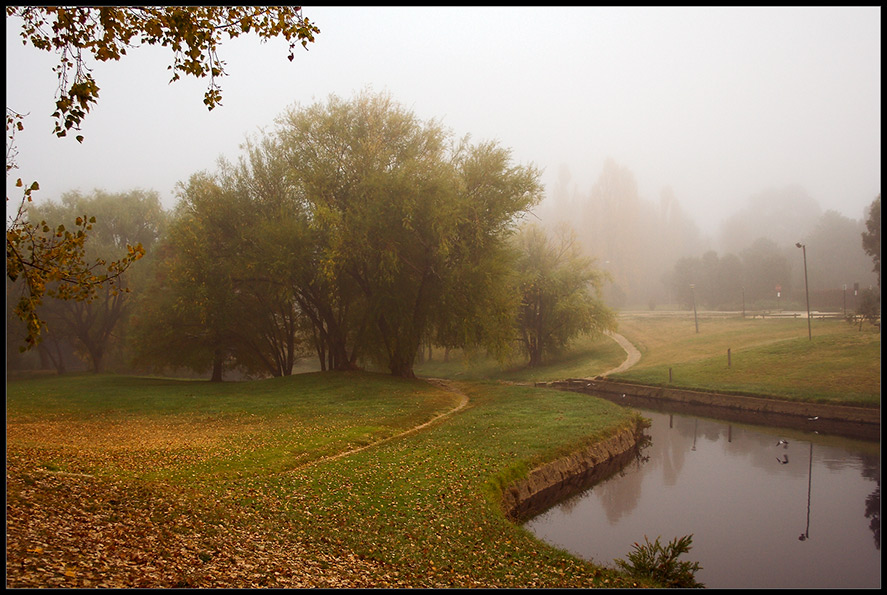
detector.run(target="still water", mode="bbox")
[524,407,881,589]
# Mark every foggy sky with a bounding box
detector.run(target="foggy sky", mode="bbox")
[5,7,881,236]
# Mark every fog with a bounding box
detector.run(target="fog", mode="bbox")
[6,7,880,242]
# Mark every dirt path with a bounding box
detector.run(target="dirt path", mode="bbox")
[600,330,641,377]
[288,378,469,473]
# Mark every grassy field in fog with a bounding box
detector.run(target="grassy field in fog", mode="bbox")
[611,314,881,406]
[414,332,626,383]
[6,314,877,587]
[417,314,880,407]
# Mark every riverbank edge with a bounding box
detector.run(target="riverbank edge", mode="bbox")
[501,424,643,521]
[543,378,881,425]
[501,378,879,522]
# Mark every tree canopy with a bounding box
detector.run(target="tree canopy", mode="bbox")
[6,6,319,350]
[861,194,880,288]
[26,189,166,372]
[513,223,615,367]
[7,6,319,138]
[133,90,544,379]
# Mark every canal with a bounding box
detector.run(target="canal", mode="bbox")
[523,403,881,589]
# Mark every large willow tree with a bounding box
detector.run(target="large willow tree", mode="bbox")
[131,90,543,379]
[275,91,544,377]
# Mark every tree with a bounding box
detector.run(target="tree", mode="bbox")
[562,161,704,308]
[5,165,144,350]
[664,256,701,310]
[275,90,543,377]
[217,140,316,377]
[861,194,880,288]
[799,209,877,296]
[851,287,881,331]
[513,223,615,367]
[129,163,314,381]
[29,189,166,373]
[718,185,822,255]
[129,174,246,381]
[6,6,319,349]
[740,238,791,304]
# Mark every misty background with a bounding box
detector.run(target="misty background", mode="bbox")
[6,6,881,312]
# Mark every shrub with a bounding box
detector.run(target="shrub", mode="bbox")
[614,534,704,588]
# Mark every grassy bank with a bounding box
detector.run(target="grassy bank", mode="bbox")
[417,315,880,407]
[6,372,647,588]
[610,314,881,406]
[414,331,626,383]
[8,314,876,587]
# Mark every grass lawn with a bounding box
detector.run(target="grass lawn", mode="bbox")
[610,314,881,406]
[414,331,627,383]
[6,371,648,588]
[8,314,876,587]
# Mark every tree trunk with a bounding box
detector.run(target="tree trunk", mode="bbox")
[210,349,224,382]
[389,356,416,378]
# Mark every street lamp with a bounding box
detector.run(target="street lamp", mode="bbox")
[796,242,811,340]
[690,283,698,333]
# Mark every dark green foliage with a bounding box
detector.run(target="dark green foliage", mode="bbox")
[861,194,880,288]
[514,224,615,366]
[614,534,704,588]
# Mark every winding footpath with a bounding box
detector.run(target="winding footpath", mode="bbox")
[289,331,641,474]
[600,330,641,376]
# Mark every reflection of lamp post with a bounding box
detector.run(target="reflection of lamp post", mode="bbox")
[690,283,698,333]
[799,442,813,541]
[796,242,812,340]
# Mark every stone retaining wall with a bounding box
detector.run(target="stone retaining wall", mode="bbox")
[502,378,879,522]
[501,425,641,522]
[546,378,880,425]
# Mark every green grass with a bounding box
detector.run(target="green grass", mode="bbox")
[6,371,648,588]
[257,380,644,584]
[6,371,460,481]
[611,314,881,405]
[415,332,627,383]
[7,313,878,587]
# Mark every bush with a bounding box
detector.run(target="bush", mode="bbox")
[614,534,704,588]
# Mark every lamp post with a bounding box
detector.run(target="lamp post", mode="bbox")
[796,242,811,340]
[690,283,698,333]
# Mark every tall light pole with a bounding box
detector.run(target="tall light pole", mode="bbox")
[796,242,811,340]
[690,283,698,333]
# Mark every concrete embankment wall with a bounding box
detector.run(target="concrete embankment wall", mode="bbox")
[546,378,881,426]
[502,378,879,521]
[502,425,641,522]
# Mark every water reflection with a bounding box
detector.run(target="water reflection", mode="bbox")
[799,442,812,541]
[524,409,880,589]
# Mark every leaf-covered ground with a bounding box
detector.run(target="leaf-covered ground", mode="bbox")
[6,450,411,588]
[6,374,646,589]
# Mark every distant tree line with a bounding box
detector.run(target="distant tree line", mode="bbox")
[663,196,881,313]
[7,91,616,379]
[542,163,878,313]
